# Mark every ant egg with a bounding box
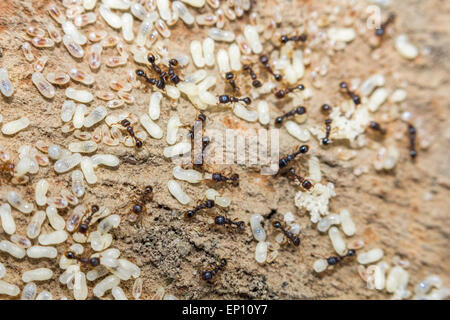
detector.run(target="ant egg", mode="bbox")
[33,56,48,72]
[166,116,181,145]
[357,248,384,265]
[0,67,14,97]
[255,241,268,263]
[69,68,95,85]
[256,101,270,125]
[35,179,49,206]
[155,19,170,38]
[63,34,85,58]
[197,76,216,92]
[21,282,37,300]
[140,114,163,139]
[74,271,88,300]
[168,179,191,204]
[112,286,128,300]
[250,214,266,242]
[99,5,122,29]
[32,72,55,98]
[196,14,217,26]
[395,35,418,60]
[285,121,310,142]
[65,88,94,103]
[54,153,82,173]
[339,209,356,236]
[46,206,66,231]
[36,290,53,300]
[39,230,68,245]
[1,116,29,135]
[166,85,181,100]
[308,156,321,183]
[81,156,97,184]
[172,1,194,25]
[327,27,356,43]
[27,210,46,239]
[292,50,305,80]
[84,106,107,128]
[368,87,389,112]
[88,44,102,70]
[31,37,55,48]
[203,37,215,67]
[69,141,98,153]
[199,90,217,105]
[27,245,58,259]
[0,204,15,235]
[0,240,26,259]
[21,42,34,62]
[157,0,171,21]
[22,268,53,283]
[0,280,20,296]
[359,74,385,97]
[208,28,235,42]
[228,43,241,71]
[121,13,134,42]
[216,49,230,74]
[163,141,191,158]
[313,259,328,273]
[328,226,346,256]
[190,40,205,68]
[74,12,97,27]
[386,266,409,294]
[7,191,34,214]
[233,102,258,122]
[47,72,70,86]
[148,92,162,121]
[93,275,120,297]
[244,25,262,54]
[62,21,87,45]
[91,154,120,168]
[173,166,203,183]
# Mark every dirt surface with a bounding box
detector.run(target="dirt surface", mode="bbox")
[0,0,449,299]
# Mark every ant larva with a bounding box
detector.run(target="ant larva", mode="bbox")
[369,121,386,135]
[225,71,240,91]
[218,94,251,105]
[65,251,100,267]
[339,82,361,105]
[78,204,99,234]
[275,106,306,125]
[119,119,143,148]
[280,33,307,44]
[201,258,227,281]
[321,103,332,114]
[326,249,356,267]
[214,215,245,230]
[408,123,418,158]
[375,13,396,37]
[322,119,332,145]
[211,172,239,187]
[287,168,313,190]
[185,199,215,218]
[242,64,262,88]
[273,84,305,99]
[259,55,282,81]
[128,186,153,223]
[278,145,309,169]
[272,221,300,246]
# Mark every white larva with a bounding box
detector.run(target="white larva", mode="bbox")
[27,210,46,239]
[250,214,266,242]
[395,35,418,60]
[140,114,163,139]
[165,85,180,99]
[292,50,305,80]
[233,102,258,122]
[190,40,205,68]
[83,0,97,10]
[39,230,68,245]
[166,116,182,145]
[244,25,262,54]
[61,100,76,122]
[216,49,230,74]
[21,282,37,300]
[199,90,217,105]
[157,0,171,21]
[130,2,148,20]
[328,226,346,256]
[357,248,384,265]
[121,13,134,42]
[228,43,241,71]
[327,28,356,43]
[149,92,163,120]
[308,156,321,183]
[69,141,98,153]
[359,74,385,97]
[313,259,328,273]
[93,275,120,297]
[73,104,87,129]
[74,271,88,300]
[133,278,143,299]
[255,241,268,263]
[0,280,20,296]
[84,106,107,128]
[22,268,53,283]
[386,266,409,293]
[112,286,128,300]
[197,76,216,92]
[97,215,121,234]
[88,43,102,70]
[91,154,120,167]
[36,290,53,300]
[87,266,109,281]
[65,88,93,103]
[27,246,57,259]
[390,89,407,103]
[172,1,194,25]
[180,0,205,8]
[183,69,207,84]
[0,262,5,278]
[81,156,97,184]
[62,21,87,45]
[0,68,14,97]
[1,117,30,135]
[205,189,230,207]
[163,142,191,158]
[7,191,33,214]
[22,42,35,62]
[62,34,85,58]
[54,153,82,173]
[0,204,15,235]
[66,204,86,232]
[0,240,26,259]
[339,209,356,236]
[168,180,191,204]
[46,206,65,231]
[368,87,389,112]
[103,0,131,10]
[136,17,154,46]
[99,5,122,29]
[208,28,235,42]
[173,166,203,183]
[285,121,310,142]
[202,37,215,67]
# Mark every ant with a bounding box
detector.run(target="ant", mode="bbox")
[321,104,332,114]
[322,119,332,145]
[214,215,245,230]
[225,71,239,91]
[201,258,227,281]
[218,94,251,105]
[375,13,396,37]
[325,249,356,267]
[211,172,239,187]
[287,168,313,190]
[167,58,181,84]
[280,34,307,44]
[119,119,143,148]
[78,204,99,234]
[339,82,361,105]
[259,55,282,81]
[242,65,262,88]
[275,106,306,125]
[273,221,300,246]
[65,251,100,267]
[0,160,15,185]
[185,199,215,218]
[129,186,153,223]
[274,84,305,99]
[369,121,386,135]
[408,124,417,158]
[278,145,309,169]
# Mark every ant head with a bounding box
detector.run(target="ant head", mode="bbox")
[322,138,330,145]
[135,139,143,148]
[273,221,282,228]
[292,237,301,246]
[144,186,153,194]
[201,271,213,281]
[206,200,215,208]
[132,204,142,214]
[136,69,145,77]
[219,95,230,104]
[302,180,313,190]
[347,249,356,256]
[299,34,307,42]
[299,145,309,153]
[90,257,100,267]
[225,71,234,80]
[280,35,288,43]
[78,223,89,234]
[321,104,332,113]
[296,84,305,91]
[65,251,76,259]
[236,221,245,230]
[91,204,99,213]
[169,58,178,66]
[220,258,227,267]
[147,54,156,63]
[185,210,195,218]
[275,116,284,125]
[327,256,339,265]
[339,81,348,89]
[275,90,285,99]
[252,80,262,88]
[120,119,131,127]
[242,97,251,105]
[259,55,269,64]
[274,74,282,81]
[296,106,306,114]
[215,215,225,225]
[198,113,207,122]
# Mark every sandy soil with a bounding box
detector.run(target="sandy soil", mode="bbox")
[0,0,449,299]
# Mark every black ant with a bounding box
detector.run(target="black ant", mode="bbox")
[325,249,356,267]
[339,82,361,105]
[167,58,181,84]
[201,258,227,281]
[185,199,215,218]
[278,145,309,169]
[369,121,386,135]
[214,215,245,230]
[274,84,305,99]
[273,221,300,246]
[287,168,313,190]
[321,104,332,114]
[259,55,282,81]
[129,185,153,223]
[119,119,143,148]
[322,119,332,145]
[225,71,239,91]
[78,204,99,234]
[280,33,307,44]
[408,124,417,158]
[375,13,395,37]
[211,172,239,187]
[218,94,251,105]
[275,106,306,125]
[242,65,262,88]
[65,251,100,267]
